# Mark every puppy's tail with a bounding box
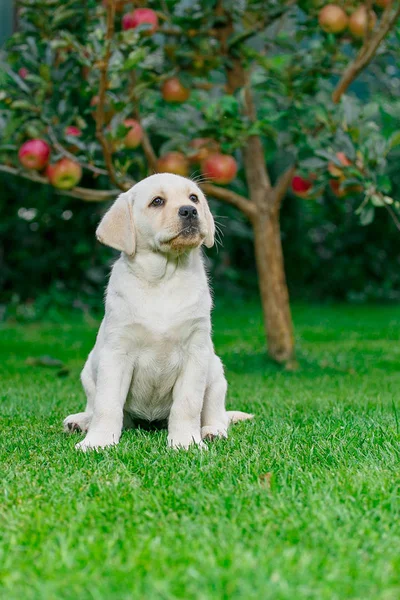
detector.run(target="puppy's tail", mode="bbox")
[227,410,254,424]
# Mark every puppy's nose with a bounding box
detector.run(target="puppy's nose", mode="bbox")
[178,205,198,220]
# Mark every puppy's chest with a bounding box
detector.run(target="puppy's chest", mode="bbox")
[116,276,211,421]
[125,334,184,421]
[123,304,205,416]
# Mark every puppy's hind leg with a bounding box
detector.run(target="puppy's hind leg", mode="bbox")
[201,356,229,441]
[63,355,95,433]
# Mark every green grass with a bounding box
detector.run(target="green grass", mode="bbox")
[1,302,400,600]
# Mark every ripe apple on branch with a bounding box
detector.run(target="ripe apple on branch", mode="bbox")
[46,158,82,190]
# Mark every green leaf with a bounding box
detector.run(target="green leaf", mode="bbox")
[299,157,326,170]
[377,174,392,194]
[342,178,363,188]
[11,100,37,111]
[123,49,147,71]
[335,131,356,161]
[315,149,338,162]
[5,68,30,94]
[53,9,76,26]
[342,97,359,127]
[370,195,384,207]
[388,131,400,150]
[228,30,255,50]
[360,206,375,226]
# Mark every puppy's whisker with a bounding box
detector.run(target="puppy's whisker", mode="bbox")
[190,172,204,183]
[190,173,213,185]
[215,232,224,245]
[213,228,224,252]
[214,221,226,233]
[214,224,224,238]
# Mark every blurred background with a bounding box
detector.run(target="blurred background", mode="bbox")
[1,0,399,339]
[2,5,400,595]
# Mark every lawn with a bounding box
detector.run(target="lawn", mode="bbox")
[1,302,399,600]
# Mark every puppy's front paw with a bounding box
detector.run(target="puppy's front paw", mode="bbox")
[63,412,91,433]
[75,430,121,451]
[167,431,206,450]
[201,424,228,441]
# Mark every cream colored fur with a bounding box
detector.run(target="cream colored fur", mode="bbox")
[64,173,253,450]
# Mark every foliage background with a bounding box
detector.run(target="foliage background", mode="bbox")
[2,163,400,320]
[1,0,400,319]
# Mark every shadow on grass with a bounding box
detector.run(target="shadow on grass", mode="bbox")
[222,349,356,379]
[222,350,280,376]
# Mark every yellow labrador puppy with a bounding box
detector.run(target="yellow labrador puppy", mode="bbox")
[64,173,252,450]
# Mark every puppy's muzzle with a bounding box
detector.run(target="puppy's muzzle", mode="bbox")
[178,205,198,221]
[178,205,199,236]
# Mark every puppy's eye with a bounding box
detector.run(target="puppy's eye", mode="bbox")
[150,197,165,207]
[189,194,199,203]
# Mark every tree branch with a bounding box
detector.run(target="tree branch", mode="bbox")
[95,1,126,190]
[0,164,118,202]
[385,203,400,232]
[127,70,158,173]
[273,164,296,212]
[214,1,271,211]
[200,183,256,219]
[140,127,158,172]
[47,126,109,176]
[332,2,400,103]
[363,0,375,47]
[242,84,272,196]
[0,162,255,213]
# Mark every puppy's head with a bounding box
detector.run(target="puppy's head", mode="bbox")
[96,173,215,256]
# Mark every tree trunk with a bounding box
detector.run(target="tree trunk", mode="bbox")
[211,5,295,365]
[252,207,295,365]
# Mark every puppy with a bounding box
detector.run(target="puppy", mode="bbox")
[64,173,253,450]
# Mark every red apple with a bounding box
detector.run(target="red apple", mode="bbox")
[65,126,82,137]
[46,158,82,190]
[188,138,220,164]
[18,67,28,79]
[18,139,50,170]
[123,119,143,149]
[375,0,390,7]
[349,7,377,39]
[122,8,158,34]
[318,5,348,34]
[291,175,314,198]
[157,152,189,176]
[162,78,190,103]
[201,153,238,185]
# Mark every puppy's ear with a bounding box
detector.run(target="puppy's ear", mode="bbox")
[203,199,215,248]
[96,192,135,256]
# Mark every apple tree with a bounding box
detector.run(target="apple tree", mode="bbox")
[1,0,399,366]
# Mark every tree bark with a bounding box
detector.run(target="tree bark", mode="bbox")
[252,206,295,365]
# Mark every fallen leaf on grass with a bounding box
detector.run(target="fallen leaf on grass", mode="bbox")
[25,355,64,368]
[259,472,273,489]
